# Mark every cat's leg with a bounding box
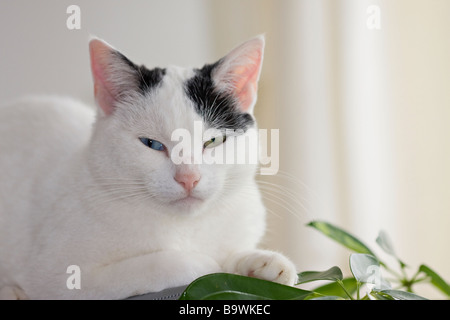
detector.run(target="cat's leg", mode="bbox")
[223,249,298,285]
[61,250,221,300]
[0,286,28,300]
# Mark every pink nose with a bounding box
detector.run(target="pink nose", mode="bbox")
[174,171,201,193]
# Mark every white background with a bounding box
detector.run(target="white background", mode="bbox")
[1,0,449,298]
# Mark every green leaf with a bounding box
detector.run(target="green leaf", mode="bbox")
[375,230,396,256]
[296,266,343,285]
[378,289,428,300]
[179,273,315,300]
[376,230,406,267]
[312,278,358,299]
[307,221,376,256]
[202,291,270,300]
[349,254,391,290]
[349,253,380,283]
[309,295,345,300]
[419,264,450,297]
[370,290,395,300]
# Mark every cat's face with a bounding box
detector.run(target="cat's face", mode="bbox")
[88,36,264,215]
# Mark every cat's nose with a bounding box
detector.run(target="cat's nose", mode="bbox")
[174,170,201,193]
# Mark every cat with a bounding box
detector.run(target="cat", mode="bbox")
[0,35,297,299]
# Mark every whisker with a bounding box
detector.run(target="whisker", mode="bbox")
[257,180,312,207]
[86,189,155,209]
[223,175,314,222]
[268,170,322,203]
[91,177,146,183]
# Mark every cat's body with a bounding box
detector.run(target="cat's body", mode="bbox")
[0,37,297,299]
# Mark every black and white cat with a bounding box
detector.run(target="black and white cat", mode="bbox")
[0,36,297,299]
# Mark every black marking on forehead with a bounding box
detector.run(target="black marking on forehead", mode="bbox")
[184,61,255,131]
[114,51,166,94]
[134,66,166,93]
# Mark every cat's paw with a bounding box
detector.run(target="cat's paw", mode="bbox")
[226,250,298,286]
[0,286,28,300]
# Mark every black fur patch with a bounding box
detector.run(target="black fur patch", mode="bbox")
[184,61,255,131]
[134,66,166,94]
[114,51,166,94]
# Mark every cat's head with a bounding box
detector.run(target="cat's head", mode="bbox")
[87,36,264,215]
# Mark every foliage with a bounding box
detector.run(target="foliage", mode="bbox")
[180,221,450,300]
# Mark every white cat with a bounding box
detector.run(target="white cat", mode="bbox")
[0,36,297,299]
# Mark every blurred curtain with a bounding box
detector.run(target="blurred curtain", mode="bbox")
[209,0,450,295]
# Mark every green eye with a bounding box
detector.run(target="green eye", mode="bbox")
[203,135,226,149]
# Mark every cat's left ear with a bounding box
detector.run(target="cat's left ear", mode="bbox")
[212,35,265,114]
[89,37,139,116]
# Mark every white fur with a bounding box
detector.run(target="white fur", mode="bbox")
[0,39,297,300]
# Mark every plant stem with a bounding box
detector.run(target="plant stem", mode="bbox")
[356,282,361,300]
[401,270,429,293]
[382,264,403,279]
[409,269,422,284]
[336,280,355,300]
[412,276,429,283]
[400,264,408,280]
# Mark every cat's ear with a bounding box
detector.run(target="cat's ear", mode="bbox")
[89,37,138,116]
[212,35,265,114]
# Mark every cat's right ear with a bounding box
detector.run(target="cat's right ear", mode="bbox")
[89,37,138,116]
[211,35,265,114]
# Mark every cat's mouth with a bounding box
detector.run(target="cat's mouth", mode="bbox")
[171,195,204,207]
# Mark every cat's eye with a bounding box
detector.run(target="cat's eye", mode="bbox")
[139,137,165,152]
[203,135,226,149]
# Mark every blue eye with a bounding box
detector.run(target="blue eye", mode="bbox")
[139,137,165,152]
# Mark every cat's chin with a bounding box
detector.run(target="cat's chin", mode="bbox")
[170,195,205,211]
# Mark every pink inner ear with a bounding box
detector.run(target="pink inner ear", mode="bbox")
[232,55,262,112]
[89,39,117,116]
[93,83,115,116]
[214,37,265,113]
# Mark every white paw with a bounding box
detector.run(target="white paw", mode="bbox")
[229,250,298,286]
[0,286,28,300]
